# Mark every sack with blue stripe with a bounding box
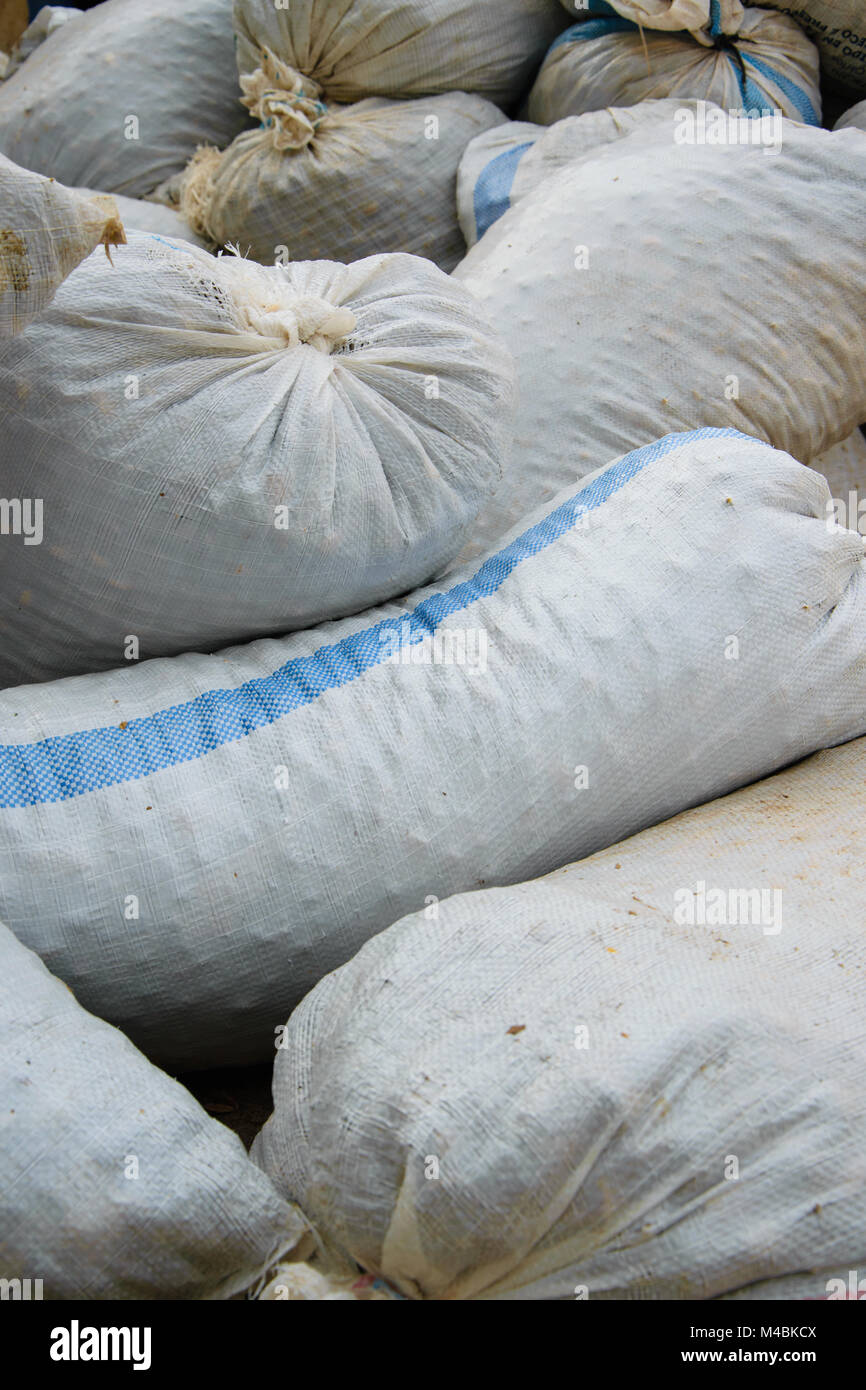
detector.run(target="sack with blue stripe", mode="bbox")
[562,0,866,98]
[528,7,821,126]
[453,119,866,557]
[458,98,692,248]
[2,429,866,1070]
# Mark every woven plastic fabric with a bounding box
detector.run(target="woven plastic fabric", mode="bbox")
[528,9,821,127]
[233,0,568,107]
[0,919,309,1299]
[0,0,251,197]
[0,152,124,335]
[255,736,866,1300]
[2,430,865,1069]
[0,233,512,684]
[453,119,866,557]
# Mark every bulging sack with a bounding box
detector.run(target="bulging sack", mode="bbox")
[0,919,309,1299]
[458,99,694,248]
[0,234,511,686]
[253,735,866,1301]
[453,119,866,556]
[528,8,820,128]
[233,0,568,108]
[2,430,866,1069]
[0,153,124,336]
[0,0,251,197]
[180,87,506,270]
[575,0,866,95]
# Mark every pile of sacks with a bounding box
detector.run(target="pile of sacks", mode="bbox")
[0,0,865,1302]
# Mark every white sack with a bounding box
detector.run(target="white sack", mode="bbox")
[458,99,696,248]
[457,120,543,248]
[77,188,209,248]
[0,233,511,686]
[233,0,568,108]
[452,120,866,557]
[0,5,81,80]
[528,9,821,127]
[254,735,866,1301]
[181,87,506,270]
[2,429,866,1068]
[0,0,251,197]
[836,98,866,131]
[0,919,309,1299]
[0,152,124,336]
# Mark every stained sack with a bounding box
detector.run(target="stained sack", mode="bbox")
[527,8,820,128]
[232,0,568,108]
[0,919,309,1299]
[180,82,506,270]
[0,0,251,197]
[0,234,511,685]
[76,189,209,248]
[0,152,124,336]
[452,119,866,556]
[1,431,866,1069]
[253,735,866,1300]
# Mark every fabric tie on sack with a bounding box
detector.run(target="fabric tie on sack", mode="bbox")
[240,48,329,152]
[528,7,821,128]
[0,234,512,683]
[232,0,569,108]
[178,90,507,271]
[573,0,866,93]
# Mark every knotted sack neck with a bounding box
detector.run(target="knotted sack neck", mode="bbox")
[240,47,328,152]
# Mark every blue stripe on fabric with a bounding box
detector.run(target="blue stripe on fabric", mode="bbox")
[727,52,771,116]
[741,52,819,126]
[0,429,756,810]
[474,141,535,240]
[549,15,637,54]
[709,0,723,38]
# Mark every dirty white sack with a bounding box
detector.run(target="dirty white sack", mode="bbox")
[1,430,866,1069]
[254,736,866,1300]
